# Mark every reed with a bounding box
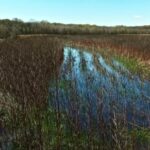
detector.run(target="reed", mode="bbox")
[0,36,149,150]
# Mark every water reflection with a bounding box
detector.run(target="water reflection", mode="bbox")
[49,47,150,127]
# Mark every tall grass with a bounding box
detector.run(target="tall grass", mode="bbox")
[0,37,63,149]
[69,35,150,60]
[0,36,149,149]
[68,34,150,79]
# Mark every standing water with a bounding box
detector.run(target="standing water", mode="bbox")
[49,47,150,128]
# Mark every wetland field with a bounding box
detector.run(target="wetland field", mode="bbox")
[0,34,150,150]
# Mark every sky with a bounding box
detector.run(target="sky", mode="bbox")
[0,0,150,26]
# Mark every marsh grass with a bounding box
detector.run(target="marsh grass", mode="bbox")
[67,35,150,79]
[0,37,63,149]
[0,36,149,150]
[114,56,150,79]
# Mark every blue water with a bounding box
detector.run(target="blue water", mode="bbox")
[49,47,150,128]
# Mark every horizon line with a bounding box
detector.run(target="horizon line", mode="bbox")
[0,18,150,27]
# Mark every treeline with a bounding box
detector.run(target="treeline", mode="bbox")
[0,18,150,38]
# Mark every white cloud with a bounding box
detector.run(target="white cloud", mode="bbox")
[133,15,143,19]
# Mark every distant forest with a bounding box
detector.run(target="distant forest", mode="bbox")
[0,18,150,38]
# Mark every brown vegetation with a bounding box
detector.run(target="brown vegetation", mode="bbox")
[69,35,150,61]
[68,34,150,79]
[0,35,149,149]
[1,19,150,38]
[0,37,63,149]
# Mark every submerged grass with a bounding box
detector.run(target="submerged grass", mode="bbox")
[0,36,149,149]
[67,35,150,80]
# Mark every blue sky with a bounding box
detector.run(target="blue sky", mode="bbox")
[0,0,149,26]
